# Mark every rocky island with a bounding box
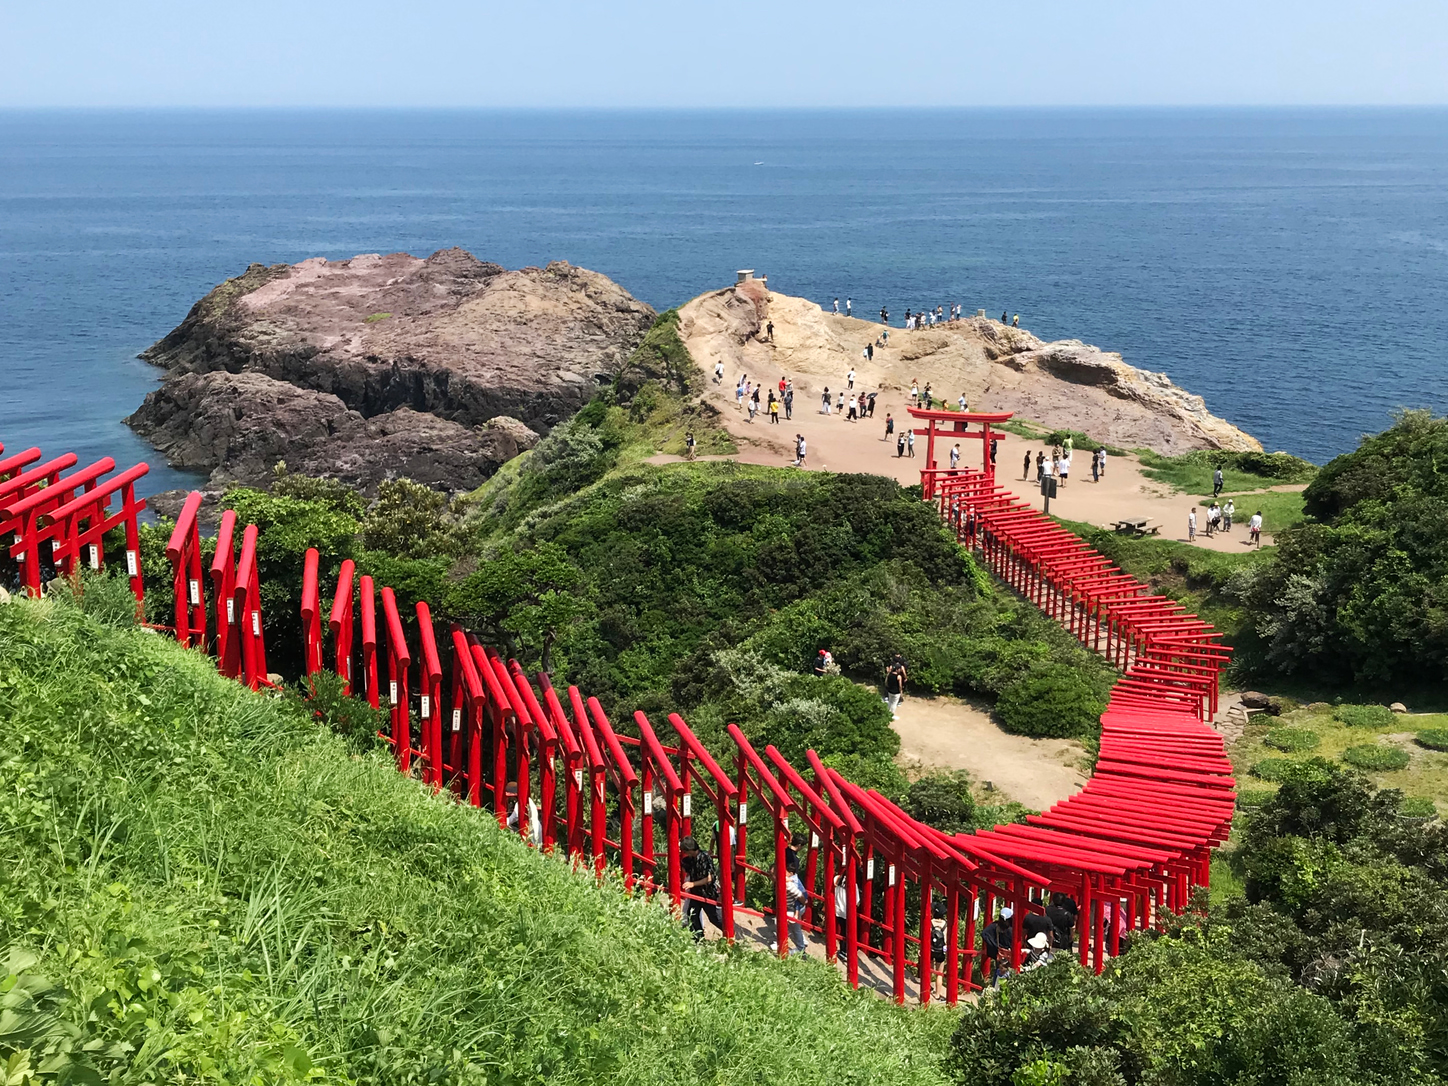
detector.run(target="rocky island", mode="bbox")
[127,248,656,491]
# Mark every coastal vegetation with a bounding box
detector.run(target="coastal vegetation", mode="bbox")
[949,759,1448,1086]
[0,598,954,1085]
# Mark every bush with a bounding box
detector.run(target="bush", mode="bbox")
[1400,795,1438,818]
[1265,727,1320,752]
[1415,729,1448,752]
[994,662,1104,739]
[1341,744,1411,771]
[1333,703,1395,729]
[1249,757,1301,781]
[288,668,389,751]
[906,771,976,835]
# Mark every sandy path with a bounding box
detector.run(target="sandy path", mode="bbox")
[690,363,1285,552]
[892,695,1087,811]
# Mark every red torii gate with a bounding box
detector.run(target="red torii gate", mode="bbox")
[909,406,1013,496]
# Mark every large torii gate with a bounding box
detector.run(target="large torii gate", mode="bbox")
[908,407,1014,499]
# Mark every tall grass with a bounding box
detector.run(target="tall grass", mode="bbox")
[0,596,955,1084]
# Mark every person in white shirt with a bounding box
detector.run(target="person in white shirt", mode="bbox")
[714,360,724,384]
[1188,507,1198,542]
[1249,511,1263,547]
[845,298,852,317]
[949,444,961,471]
[504,783,542,846]
[847,368,856,390]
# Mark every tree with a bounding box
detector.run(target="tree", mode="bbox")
[445,543,592,672]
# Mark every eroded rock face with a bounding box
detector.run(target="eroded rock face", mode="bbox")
[126,371,522,493]
[680,286,1261,453]
[131,248,656,488]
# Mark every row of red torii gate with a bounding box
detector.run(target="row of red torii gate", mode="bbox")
[0,415,1235,1006]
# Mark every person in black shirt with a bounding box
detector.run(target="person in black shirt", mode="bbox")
[1046,892,1078,952]
[680,835,723,940]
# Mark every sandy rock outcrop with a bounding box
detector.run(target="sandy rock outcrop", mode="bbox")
[126,371,524,493]
[681,286,1260,453]
[130,248,656,487]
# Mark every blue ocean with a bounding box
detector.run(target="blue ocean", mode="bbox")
[2,108,1446,497]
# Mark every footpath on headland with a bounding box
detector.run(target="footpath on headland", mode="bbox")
[657,391,1288,552]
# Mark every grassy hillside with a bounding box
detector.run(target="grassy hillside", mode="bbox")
[0,595,955,1085]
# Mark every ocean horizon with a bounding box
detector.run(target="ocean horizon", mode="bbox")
[3,106,1446,496]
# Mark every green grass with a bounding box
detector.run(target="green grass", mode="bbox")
[1134,449,1317,494]
[0,597,955,1085]
[364,311,391,323]
[1227,703,1447,816]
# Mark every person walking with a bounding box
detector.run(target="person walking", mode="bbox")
[771,854,809,955]
[880,306,888,324]
[783,387,794,420]
[1097,447,1107,479]
[1012,314,1020,327]
[1060,451,1069,486]
[1091,449,1100,483]
[747,393,758,423]
[865,342,874,362]
[958,393,968,412]
[1223,498,1234,530]
[990,437,998,466]
[735,377,745,411]
[847,367,856,390]
[907,431,915,458]
[713,360,724,384]
[685,430,697,460]
[1036,451,1046,482]
[847,394,859,422]
[1188,507,1198,543]
[1001,311,1008,324]
[949,443,961,471]
[885,412,895,440]
[822,387,831,415]
[910,379,919,404]
[680,836,723,940]
[883,654,907,715]
[836,390,846,416]
[1023,449,1033,479]
[1213,467,1224,497]
[769,397,781,424]
[766,320,775,342]
[1249,510,1263,546]
[792,434,808,467]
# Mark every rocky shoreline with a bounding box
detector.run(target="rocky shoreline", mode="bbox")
[127,248,655,492]
[127,255,1261,495]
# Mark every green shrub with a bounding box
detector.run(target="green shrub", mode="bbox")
[289,669,389,751]
[994,662,1105,739]
[46,568,139,629]
[1340,744,1411,771]
[1415,729,1448,752]
[1399,795,1437,818]
[1264,727,1320,753]
[906,770,976,835]
[1332,703,1395,729]
[1249,757,1301,781]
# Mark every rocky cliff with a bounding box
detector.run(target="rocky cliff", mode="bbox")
[128,248,656,491]
[682,283,1261,453]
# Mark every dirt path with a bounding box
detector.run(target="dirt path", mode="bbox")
[891,695,1088,811]
[682,368,1287,552]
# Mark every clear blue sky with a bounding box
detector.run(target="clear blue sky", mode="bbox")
[3,0,1446,108]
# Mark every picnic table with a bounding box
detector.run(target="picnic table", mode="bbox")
[1111,517,1160,538]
